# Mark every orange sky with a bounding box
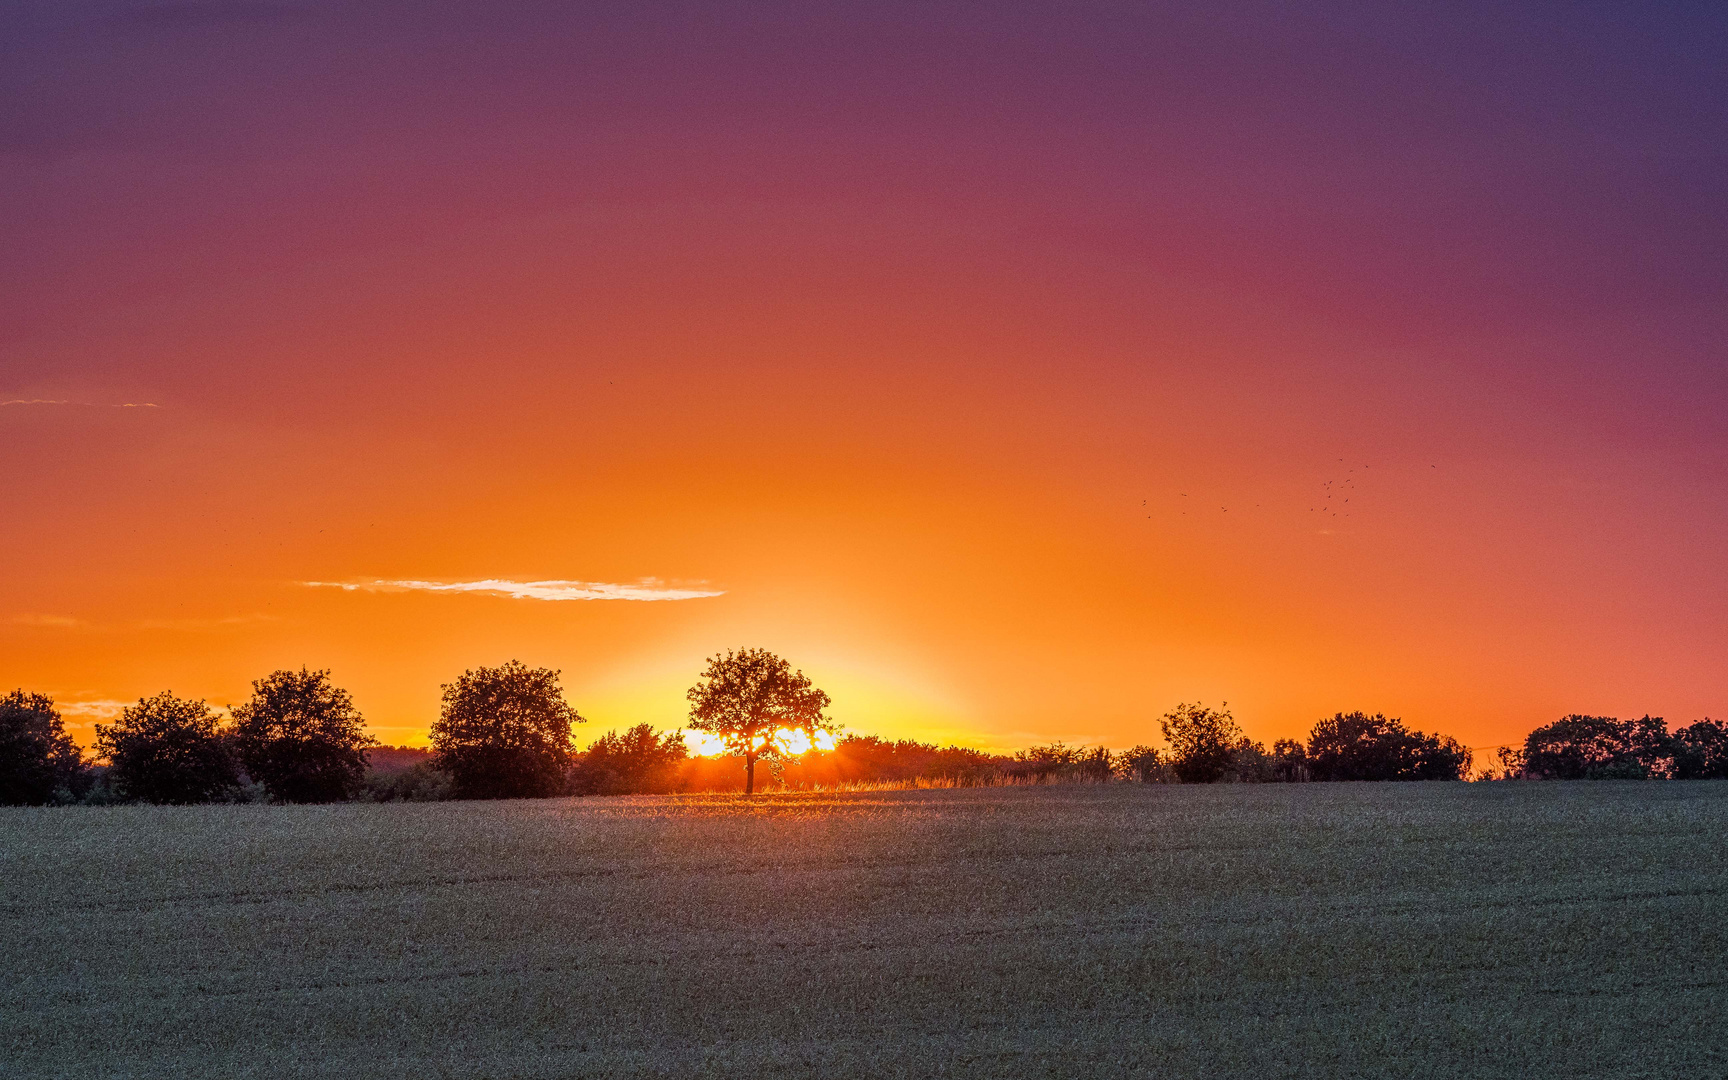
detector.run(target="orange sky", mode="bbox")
[4,2,1726,754]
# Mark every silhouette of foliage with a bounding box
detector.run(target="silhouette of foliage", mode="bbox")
[1491,746,1527,780]
[1522,714,1672,780]
[363,761,454,801]
[1160,702,1244,783]
[1673,718,1728,779]
[1007,743,1116,784]
[686,648,836,795]
[1118,744,1166,782]
[431,661,583,799]
[96,692,239,804]
[816,735,1005,786]
[1078,745,1115,782]
[570,724,690,795]
[1306,712,1471,781]
[231,668,375,803]
[1232,739,1278,782]
[0,690,89,805]
[1269,738,1310,782]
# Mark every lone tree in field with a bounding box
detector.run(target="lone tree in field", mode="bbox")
[431,661,583,799]
[232,668,375,803]
[1160,701,1245,784]
[0,690,89,806]
[687,647,836,795]
[96,691,239,804]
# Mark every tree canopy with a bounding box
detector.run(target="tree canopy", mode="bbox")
[1306,712,1472,781]
[1522,714,1671,780]
[686,648,836,795]
[1673,718,1728,780]
[96,692,239,804]
[1160,702,1245,783]
[430,661,583,799]
[232,668,375,803]
[0,690,88,806]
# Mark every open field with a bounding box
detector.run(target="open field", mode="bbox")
[4,783,1726,1079]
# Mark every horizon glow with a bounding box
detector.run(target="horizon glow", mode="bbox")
[4,1,1725,754]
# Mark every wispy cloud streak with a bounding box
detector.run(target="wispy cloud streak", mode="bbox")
[11,613,274,631]
[304,578,724,602]
[10,614,86,628]
[1,399,161,407]
[55,700,129,720]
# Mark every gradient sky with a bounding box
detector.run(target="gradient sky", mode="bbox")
[5,0,1726,753]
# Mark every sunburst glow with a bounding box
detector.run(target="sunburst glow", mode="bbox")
[682,728,838,758]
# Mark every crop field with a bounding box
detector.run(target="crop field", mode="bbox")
[4,783,1727,1079]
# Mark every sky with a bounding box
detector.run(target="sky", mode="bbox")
[4,0,1726,754]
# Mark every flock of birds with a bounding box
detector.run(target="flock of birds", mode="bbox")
[1141,460,1438,520]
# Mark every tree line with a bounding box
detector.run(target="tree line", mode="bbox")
[2,651,1725,806]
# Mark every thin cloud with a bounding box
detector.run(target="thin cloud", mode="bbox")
[134,614,278,631]
[305,578,725,602]
[55,699,230,722]
[1,399,161,407]
[55,699,129,720]
[10,613,274,631]
[10,614,86,628]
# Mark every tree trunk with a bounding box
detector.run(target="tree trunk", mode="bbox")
[745,753,755,795]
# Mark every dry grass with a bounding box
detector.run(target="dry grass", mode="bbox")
[3,783,1726,1078]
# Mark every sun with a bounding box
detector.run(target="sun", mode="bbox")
[681,728,837,757]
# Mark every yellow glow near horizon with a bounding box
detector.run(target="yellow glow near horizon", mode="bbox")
[682,727,838,758]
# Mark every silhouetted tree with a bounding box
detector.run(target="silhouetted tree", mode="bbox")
[1306,712,1471,781]
[1522,714,1671,780]
[1118,744,1165,782]
[1492,746,1527,780]
[1160,702,1244,783]
[1269,738,1309,782]
[1625,715,1676,776]
[570,724,690,795]
[231,668,375,803]
[96,692,239,804]
[0,690,89,805]
[1673,718,1728,780]
[430,661,583,799]
[686,648,836,795]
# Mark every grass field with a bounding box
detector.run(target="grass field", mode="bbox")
[4,783,1726,1078]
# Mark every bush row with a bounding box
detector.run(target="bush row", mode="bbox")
[3,677,1725,806]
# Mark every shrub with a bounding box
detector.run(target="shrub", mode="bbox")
[570,724,690,795]
[0,690,89,805]
[815,736,1007,786]
[1160,702,1244,784]
[363,762,455,801]
[1118,745,1167,783]
[96,692,239,804]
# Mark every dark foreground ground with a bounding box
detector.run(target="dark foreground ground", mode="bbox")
[3,782,1726,1078]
